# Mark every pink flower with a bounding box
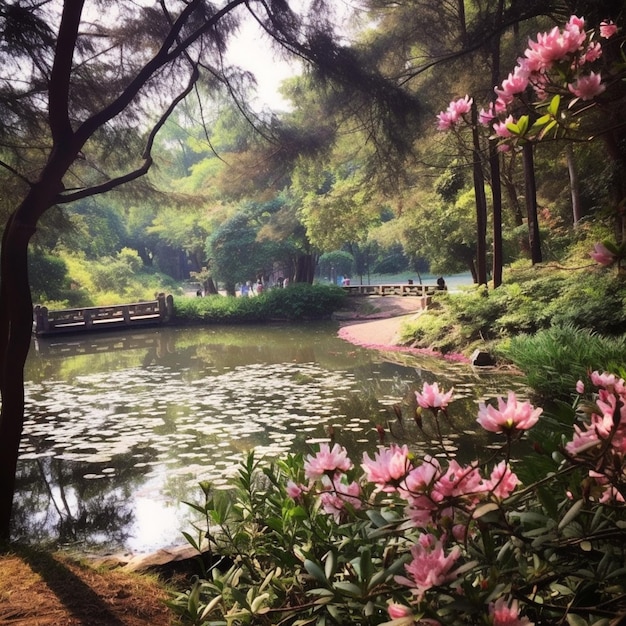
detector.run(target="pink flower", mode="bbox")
[484,461,519,499]
[395,533,461,601]
[362,444,412,492]
[319,478,362,521]
[479,104,496,126]
[432,460,483,501]
[576,379,585,394]
[568,71,605,100]
[415,382,454,411]
[566,421,601,456]
[524,23,584,72]
[590,242,617,266]
[600,20,618,39]
[436,95,473,130]
[495,69,529,104]
[436,110,456,131]
[400,455,441,495]
[387,603,413,619]
[590,371,626,394]
[493,115,516,138]
[489,596,534,625]
[477,392,542,433]
[286,480,306,500]
[304,443,352,481]
[589,471,626,504]
[580,41,602,64]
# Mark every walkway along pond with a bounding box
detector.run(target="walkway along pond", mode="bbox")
[16,323,525,555]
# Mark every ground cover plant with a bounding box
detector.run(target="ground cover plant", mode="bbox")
[170,375,626,625]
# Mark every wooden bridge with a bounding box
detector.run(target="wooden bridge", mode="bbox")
[33,293,174,337]
[341,283,445,297]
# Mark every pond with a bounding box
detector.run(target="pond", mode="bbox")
[15,322,524,555]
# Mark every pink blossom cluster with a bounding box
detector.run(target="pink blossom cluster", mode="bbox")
[436,95,473,130]
[491,16,613,114]
[437,16,619,144]
[415,381,454,411]
[589,241,618,266]
[566,371,626,503]
[301,442,362,520]
[490,597,534,626]
[294,383,544,610]
[477,391,543,433]
[394,533,462,601]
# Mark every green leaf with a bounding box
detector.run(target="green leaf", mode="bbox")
[180,531,201,551]
[537,120,557,140]
[332,581,363,597]
[230,586,250,610]
[304,559,328,583]
[324,550,336,580]
[473,502,500,519]
[558,499,584,530]
[516,115,529,136]
[548,95,561,116]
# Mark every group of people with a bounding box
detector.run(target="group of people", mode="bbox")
[239,276,289,297]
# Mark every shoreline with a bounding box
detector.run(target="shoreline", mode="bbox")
[336,308,470,364]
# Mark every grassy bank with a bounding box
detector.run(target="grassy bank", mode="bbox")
[401,262,626,400]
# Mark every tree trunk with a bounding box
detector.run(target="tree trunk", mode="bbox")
[566,144,582,226]
[204,277,219,295]
[490,140,503,288]
[490,0,504,288]
[522,143,542,264]
[294,253,316,283]
[0,212,38,540]
[471,102,488,286]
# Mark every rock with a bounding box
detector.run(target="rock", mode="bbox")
[471,349,495,367]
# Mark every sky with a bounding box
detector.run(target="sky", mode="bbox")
[227,18,300,112]
[226,0,361,112]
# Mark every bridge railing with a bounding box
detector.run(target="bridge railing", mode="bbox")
[341,284,444,297]
[33,293,174,336]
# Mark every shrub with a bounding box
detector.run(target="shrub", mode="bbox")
[172,283,346,324]
[500,324,626,401]
[170,376,626,625]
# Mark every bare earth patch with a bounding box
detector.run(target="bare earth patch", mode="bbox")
[335,295,425,347]
[0,549,177,626]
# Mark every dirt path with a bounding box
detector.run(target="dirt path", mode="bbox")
[335,295,425,349]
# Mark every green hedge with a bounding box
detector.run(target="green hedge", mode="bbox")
[172,283,346,323]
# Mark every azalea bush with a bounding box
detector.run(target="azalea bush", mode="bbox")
[170,373,626,626]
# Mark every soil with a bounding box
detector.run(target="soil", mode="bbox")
[334,294,426,347]
[0,297,424,626]
[0,547,180,626]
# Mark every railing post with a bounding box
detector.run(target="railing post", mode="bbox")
[84,309,93,328]
[166,294,174,321]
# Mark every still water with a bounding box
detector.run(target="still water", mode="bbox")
[16,323,523,554]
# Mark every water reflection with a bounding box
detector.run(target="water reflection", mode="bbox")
[17,323,524,554]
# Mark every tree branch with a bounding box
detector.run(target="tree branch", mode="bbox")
[75,0,247,146]
[49,0,86,142]
[58,63,200,203]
